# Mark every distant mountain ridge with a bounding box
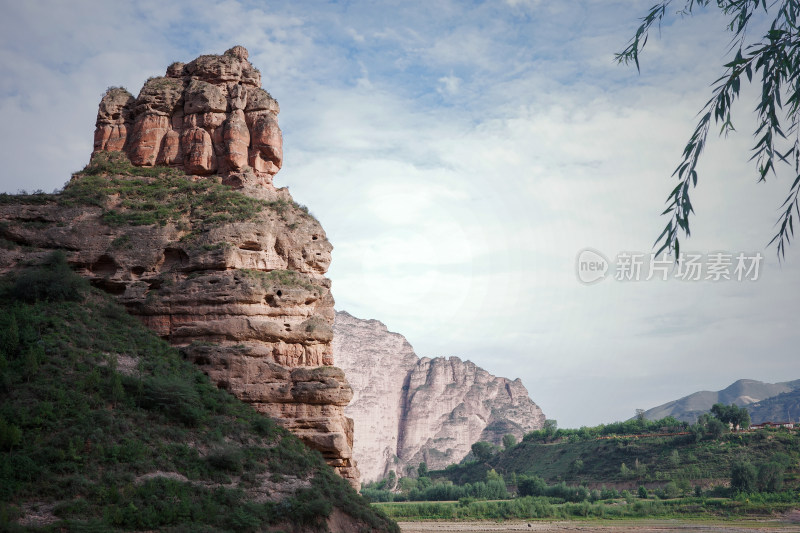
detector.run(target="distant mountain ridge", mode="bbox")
[643,378,800,424]
[748,389,800,423]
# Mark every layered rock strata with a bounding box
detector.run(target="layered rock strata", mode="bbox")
[0,47,360,487]
[333,311,546,482]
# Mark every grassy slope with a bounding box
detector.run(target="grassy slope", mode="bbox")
[379,429,800,521]
[0,151,315,232]
[0,257,397,532]
[438,431,800,488]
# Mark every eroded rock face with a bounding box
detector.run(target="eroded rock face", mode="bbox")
[92,45,282,187]
[333,311,546,482]
[1,47,360,488]
[0,189,358,487]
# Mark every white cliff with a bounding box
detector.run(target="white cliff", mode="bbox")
[333,310,546,483]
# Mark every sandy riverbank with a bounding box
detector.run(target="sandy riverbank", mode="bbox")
[397,518,800,532]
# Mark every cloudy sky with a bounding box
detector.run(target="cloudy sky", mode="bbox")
[2,0,799,428]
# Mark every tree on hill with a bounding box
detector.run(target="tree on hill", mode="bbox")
[471,441,495,462]
[502,433,517,449]
[757,461,785,492]
[706,417,729,439]
[710,402,751,430]
[617,1,800,258]
[731,459,758,492]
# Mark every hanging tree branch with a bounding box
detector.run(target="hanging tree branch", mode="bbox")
[617,0,800,260]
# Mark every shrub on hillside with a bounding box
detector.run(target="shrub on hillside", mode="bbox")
[6,251,88,303]
[731,460,757,492]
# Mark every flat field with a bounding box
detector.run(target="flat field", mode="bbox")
[398,518,800,532]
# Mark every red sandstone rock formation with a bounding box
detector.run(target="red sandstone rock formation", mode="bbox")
[1,47,360,488]
[93,46,283,188]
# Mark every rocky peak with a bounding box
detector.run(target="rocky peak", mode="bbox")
[93,46,282,188]
[333,310,546,482]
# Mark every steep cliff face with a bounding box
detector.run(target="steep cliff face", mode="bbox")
[331,312,419,483]
[333,311,546,482]
[0,47,360,487]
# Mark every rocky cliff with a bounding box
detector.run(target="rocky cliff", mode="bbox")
[332,311,546,482]
[93,45,282,187]
[0,47,359,487]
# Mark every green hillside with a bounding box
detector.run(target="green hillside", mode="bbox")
[427,415,800,498]
[0,253,397,532]
[439,430,800,489]
[365,422,800,522]
[363,417,800,521]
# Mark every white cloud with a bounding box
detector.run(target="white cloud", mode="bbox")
[437,75,461,96]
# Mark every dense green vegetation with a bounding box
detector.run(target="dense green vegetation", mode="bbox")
[364,414,800,522]
[520,416,688,444]
[441,423,800,488]
[0,252,397,532]
[363,473,509,503]
[375,491,800,521]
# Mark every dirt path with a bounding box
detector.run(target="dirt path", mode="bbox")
[397,519,800,532]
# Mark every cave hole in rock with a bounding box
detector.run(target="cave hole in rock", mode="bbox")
[131,266,145,276]
[208,279,219,285]
[239,241,262,251]
[91,279,126,296]
[311,235,318,240]
[217,380,230,391]
[162,248,189,270]
[276,290,282,297]
[194,354,211,366]
[91,254,119,277]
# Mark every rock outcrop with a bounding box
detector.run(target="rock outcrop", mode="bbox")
[333,311,546,482]
[93,45,282,187]
[0,47,360,487]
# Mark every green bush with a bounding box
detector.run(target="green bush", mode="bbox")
[207,447,244,473]
[78,151,182,178]
[132,375,203,427]
[655,481,680,499]
[0,419,21,451]
[7,251,89,303]
[757,461,785,492]
[731,460,757,492]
